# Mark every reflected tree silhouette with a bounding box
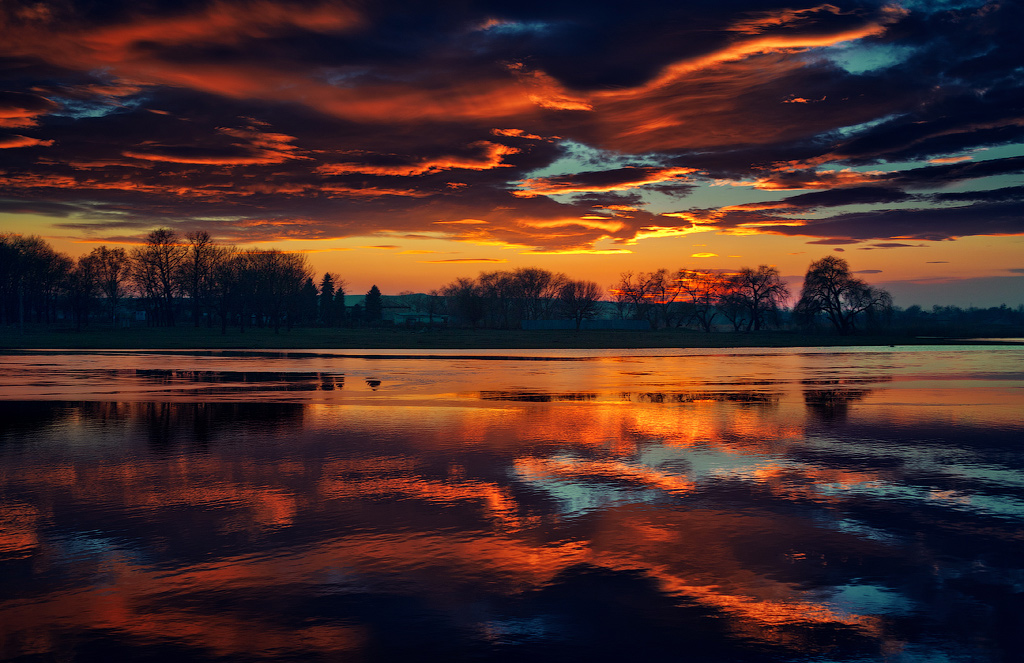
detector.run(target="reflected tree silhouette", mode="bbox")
[803,388,870,421]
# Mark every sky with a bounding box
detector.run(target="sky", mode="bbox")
[1,0,1023,306]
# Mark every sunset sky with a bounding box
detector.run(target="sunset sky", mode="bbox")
[1,0,1022,306]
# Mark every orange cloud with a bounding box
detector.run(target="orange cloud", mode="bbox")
[514,167,696,198]
[72,0,362,53]
[751,168,887,190]
[594,10,902,101]
[523,217,625,233]
[317,185,431,198]
[728,4,845,35]
[490,128,546,140]
[123,124,305,165]
[316,142,519,177]
[0,92,58,129]
[0,135,53,149]
[419,258,508,263]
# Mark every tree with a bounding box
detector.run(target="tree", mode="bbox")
[478,269,517,328]
[365,284,383,324]
[613,271,654,323]
[64,253,100,329]
[299,277,318,326]
[211,249,241,334]
[0,234,71,325]
[557,279,604,330]
[130,228,187,326]
[646,268,681,328]
[677,269,724,332]
[319,272,336,326]
[727,265,789,331]
[442,277,484,327]
[510,267,567,322]
[795,256,892,334]
[181,230,228,327]
[332,278,347,326]
[242,249,311,332]
[90,246,130,324]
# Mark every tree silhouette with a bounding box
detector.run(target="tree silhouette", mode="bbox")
[365,284,383,324]
[130,228,187,326]
[319,272,336,326]
[795,256,892,334]
[727,265,789,331]
[90,246,129,325]
[181,230,227,327]
[677,269,723,332]
[64,253,99,330]
[557,279,603,330]
[299,277,318,326]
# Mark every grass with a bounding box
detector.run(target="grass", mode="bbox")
[2,323,1018,351]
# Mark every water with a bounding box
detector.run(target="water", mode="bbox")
[1,346,1022,662]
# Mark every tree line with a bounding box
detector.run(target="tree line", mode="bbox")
[606,257,893,334]
[4,231,1019,335]
[439,268,603,330]
[433,257,894,334]
[0,230,383,332]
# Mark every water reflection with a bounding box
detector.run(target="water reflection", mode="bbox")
[803,387,871,420]
[1,348,1022,662]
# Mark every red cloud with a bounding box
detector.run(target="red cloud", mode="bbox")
[0,92,59,129]
[123,125,304,165]
[0,135,54,149]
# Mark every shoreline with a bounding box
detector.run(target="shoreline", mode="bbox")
[2,324,1020,351]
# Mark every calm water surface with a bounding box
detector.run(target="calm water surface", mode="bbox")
[1,346,1022,662]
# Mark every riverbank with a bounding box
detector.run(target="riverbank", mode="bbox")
[2,323,1019,350]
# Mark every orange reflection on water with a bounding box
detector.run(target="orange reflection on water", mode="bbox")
[0,503,42,558]
[1,560,367,659]
[5,359,1021,662]
[515,456,696,496]
[317,474,529,530]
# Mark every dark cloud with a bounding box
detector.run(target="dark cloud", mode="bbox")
[0,0,1021,252]
[805,238,861,245]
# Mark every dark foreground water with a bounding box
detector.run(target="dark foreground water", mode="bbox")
[1,346,1022,662]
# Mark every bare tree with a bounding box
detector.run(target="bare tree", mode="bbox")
[647,268,681,328]
[727,265,789,331]
[795,256,892,334]
[510,267,567,321]
[478,270,517,328]
[613,271,654,323]
[557,279,604,330]
[181,230,228,327]
[677,269,724,332]
[64,253,100,329]
[130,228,187,326]
[90,246,130,325]
[443,277,484,327]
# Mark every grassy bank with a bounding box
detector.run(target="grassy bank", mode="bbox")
[1,323,1018,350]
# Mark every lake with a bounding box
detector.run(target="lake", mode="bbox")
[1,346,1022,662]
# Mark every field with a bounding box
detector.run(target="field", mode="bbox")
[1,323,1017,350]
